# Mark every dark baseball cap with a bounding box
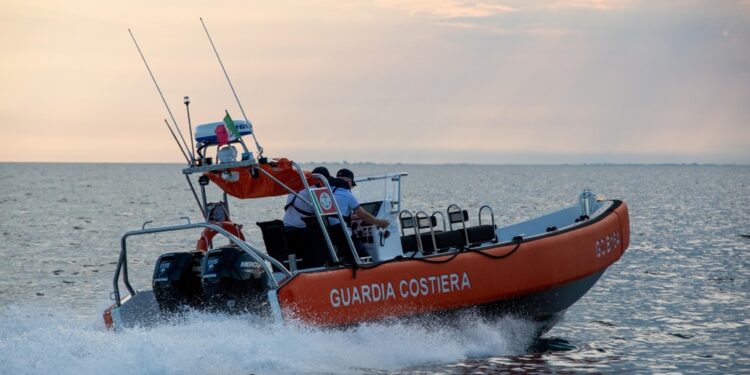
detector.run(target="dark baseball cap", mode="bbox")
[336,168,357,186]
[311,166,331,179]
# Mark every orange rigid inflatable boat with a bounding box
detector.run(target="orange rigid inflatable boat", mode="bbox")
[104,153,630,334]
[107,28,630,333]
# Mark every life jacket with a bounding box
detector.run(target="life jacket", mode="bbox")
[284,193,316,216]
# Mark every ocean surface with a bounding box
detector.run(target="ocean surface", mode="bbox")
[0,163,748,374]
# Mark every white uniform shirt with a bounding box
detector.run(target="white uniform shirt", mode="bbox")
[328,187,360,226]
[283,186,360,229]
[282,190,315,228]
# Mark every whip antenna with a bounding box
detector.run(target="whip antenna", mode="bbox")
[184,96,196,163]
[200,17,264,159]
[128,29,194,164]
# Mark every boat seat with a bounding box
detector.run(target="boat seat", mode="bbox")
[255,220,290,269]
[400,232,441,254]
[434,230,465,251]
[422,231,442,254]
[400,234,417,253]
[300,216,338,267]
[400,210,468,253]
[284,227,315,268]
[462,225,497,247]
[402,230,466,253]
[327,223,365,261]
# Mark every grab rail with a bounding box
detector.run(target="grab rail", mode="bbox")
[478,205,496,228]
[415,210,437,253]
[398,210,422,252]
[447,204,469,247]
[112,222,291,307]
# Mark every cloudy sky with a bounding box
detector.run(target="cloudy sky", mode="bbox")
[1,0,748,164]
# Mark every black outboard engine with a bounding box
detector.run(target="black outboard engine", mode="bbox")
[202,245,269,314]
[152,251,205,315]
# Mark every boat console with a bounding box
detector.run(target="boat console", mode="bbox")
[350,200,402,262]
[255,177,406,267]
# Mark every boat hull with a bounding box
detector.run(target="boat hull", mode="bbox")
[276,201,629,327]
[105,201,629,332]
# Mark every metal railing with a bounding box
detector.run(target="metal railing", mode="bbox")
[354,172,408,214]
[112,221,291,307]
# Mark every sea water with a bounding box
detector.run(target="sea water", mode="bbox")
[0,163,748,374]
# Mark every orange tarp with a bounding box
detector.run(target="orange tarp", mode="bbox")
[205,158,316,199]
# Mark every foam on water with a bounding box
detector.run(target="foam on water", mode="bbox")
[0,305,538,375]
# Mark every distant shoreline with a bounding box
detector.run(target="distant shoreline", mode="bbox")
[1,161,748,167]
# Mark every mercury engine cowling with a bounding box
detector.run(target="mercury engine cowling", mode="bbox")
[202,245,269,314]
[152,251,205,314]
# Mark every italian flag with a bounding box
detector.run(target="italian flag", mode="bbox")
[223,110,241,138]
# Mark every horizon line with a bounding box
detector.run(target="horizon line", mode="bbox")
[1,160,748,167]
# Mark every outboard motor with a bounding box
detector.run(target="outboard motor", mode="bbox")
[201,245,269,314]
[152,251,205,315]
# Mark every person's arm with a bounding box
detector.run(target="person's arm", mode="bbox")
[354,206,389,228]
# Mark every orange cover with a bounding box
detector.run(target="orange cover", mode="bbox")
[206,158,316,199]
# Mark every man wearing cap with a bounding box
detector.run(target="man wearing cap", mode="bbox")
[328,169,389,257]
[331,168,389,229]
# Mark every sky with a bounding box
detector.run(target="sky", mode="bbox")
[0,0,748,164]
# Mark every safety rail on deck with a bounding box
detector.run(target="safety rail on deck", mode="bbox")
[112,222,291,307]
[354,172,408,214]
[353,172,409,183]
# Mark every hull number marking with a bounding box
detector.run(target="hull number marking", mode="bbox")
[595,231,621,258]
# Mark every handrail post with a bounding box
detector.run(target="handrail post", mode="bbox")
[415,211,437,253]
[290,162,340,264]
[319,176,361,264]
[478,205,496,227]
[447,204,469,247]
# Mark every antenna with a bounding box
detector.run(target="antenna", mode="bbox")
[199,17,264,159]
[128,29,194,164]
[184,96,196,164]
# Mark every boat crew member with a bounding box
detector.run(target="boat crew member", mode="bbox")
[282,166,333,229]
[329,168,389,257]
[331,168,389,229]
[283,166,355,261]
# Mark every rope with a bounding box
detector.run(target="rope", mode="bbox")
[346,237,523,277]
[464,238,522,260]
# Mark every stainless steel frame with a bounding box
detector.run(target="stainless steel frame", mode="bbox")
[114,162,409,310]
[112,222,291,307]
